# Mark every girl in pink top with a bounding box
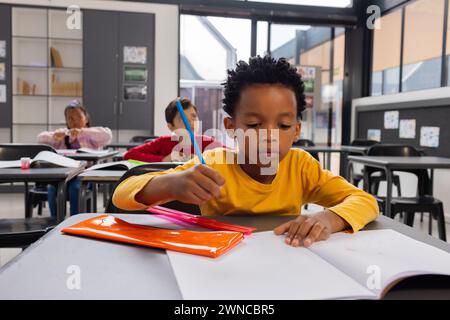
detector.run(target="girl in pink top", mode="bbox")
[37,102,112,149]
[37,101,112,217]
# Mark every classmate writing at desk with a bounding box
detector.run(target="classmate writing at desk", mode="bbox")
[113,56,379,247]
[123,98,223,163]
[37,101,112,216]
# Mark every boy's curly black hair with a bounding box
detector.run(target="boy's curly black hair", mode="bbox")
[222,55,306,120]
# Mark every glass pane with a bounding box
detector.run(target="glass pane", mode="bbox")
[248,0,352,7]
[372,9,402,95]
[445,1,450,85]
[383,67,400,94]
[371,71,383,96]
[271,23,341,146]
[180,15,251,133]
[331,30,345,146]
[257,21,268,56]
[402,0,444,92]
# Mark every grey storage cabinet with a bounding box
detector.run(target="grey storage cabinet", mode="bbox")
[83,10,155,132]
[0,5,12,130]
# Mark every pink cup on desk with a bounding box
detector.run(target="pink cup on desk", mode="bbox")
[20,157,31,170]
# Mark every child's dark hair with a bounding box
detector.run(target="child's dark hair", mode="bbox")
[222,55,306,120]
[165,98,197,125]
[64,100,91,127]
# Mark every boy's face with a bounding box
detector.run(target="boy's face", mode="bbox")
[168,106,199,133]
[224,84,301,168]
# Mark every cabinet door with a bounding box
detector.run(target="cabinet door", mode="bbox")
[83,10,119,129]
[118,12,155,132]
[0,5,12,129]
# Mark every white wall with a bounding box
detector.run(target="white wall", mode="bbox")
[352,87,450,220]
[0,0,179,137]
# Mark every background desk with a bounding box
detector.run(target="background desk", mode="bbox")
[78,170,125,212]
[106,142,141,150]
[0,167,85,222]
[347,156,450,218]
[59,150,119,164]
[0,213,449,299]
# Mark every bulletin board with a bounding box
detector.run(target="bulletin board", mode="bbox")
[355,100,450,157]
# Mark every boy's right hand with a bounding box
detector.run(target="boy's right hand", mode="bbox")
[168,165,225,205]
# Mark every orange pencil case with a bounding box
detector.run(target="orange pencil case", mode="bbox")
[62,215,244,258]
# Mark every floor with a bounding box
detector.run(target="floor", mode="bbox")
[1,191,449,268]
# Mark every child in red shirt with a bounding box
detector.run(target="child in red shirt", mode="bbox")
[124,98,223,162]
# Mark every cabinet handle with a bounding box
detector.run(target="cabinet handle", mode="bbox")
[113,101,117,115]
[120,102,123,114]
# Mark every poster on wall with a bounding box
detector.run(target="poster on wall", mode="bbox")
[384,111,399,129]
[124,66,147,82]
[124,85,147,101]
[0,85,6,103]
[420,126,440,148]
[296,66,315,94]
[123,46,147,64]
[0,63,4,81]
[367,129,381,142]
[399,119,416,139]
[0,41,5,58]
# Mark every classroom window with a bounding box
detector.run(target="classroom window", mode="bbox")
[402,0,444,92]
[371,9,402,96]
[371,71,383,96]
[446,1,450,86]
[179,14,251,132]
[247,0,352,7]
[270,23,344,146]
[257,21,268,57]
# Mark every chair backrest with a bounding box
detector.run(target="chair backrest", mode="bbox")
[129,136,157,143]
[351,139,378,147]
[292,139,315,147]
[365,144,431,195]
[0,143,56,160]
[292,139,319,161]
[106,163,201,215]
[367,144,421,157]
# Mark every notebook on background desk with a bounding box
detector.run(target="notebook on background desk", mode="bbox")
[0,151,80,168]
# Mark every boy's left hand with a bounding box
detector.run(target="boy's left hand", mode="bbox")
[273,210,349,248]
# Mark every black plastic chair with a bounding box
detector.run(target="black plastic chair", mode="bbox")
[349,139,379,187]
[366,144,419,196]
[106,163,201,215]
[0,143,59,248]
[0,143,56,217]
[0,217,56,248]
[292,139,319,161]
[366,144,446,241]
[129,136,158,143]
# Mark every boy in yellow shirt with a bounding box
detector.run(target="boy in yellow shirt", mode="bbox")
[113,56,379,248]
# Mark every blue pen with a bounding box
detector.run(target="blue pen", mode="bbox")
[175,99,206,164]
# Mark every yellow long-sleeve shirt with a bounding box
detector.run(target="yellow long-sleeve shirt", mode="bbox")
[112,148,379,232]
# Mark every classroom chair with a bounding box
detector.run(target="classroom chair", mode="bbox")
[292,139,319,161]
[0,143,59,248]
[0,143,56,217]
[105,163,201,215]
[129,136,158,143]
[366,144,419,196]
[366,144,446,241]
[348,139,378,186]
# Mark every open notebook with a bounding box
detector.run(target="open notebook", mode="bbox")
[85,160,145,171]
[0,151,80,168]
[57,148,111,155]
[167,229,450,300]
